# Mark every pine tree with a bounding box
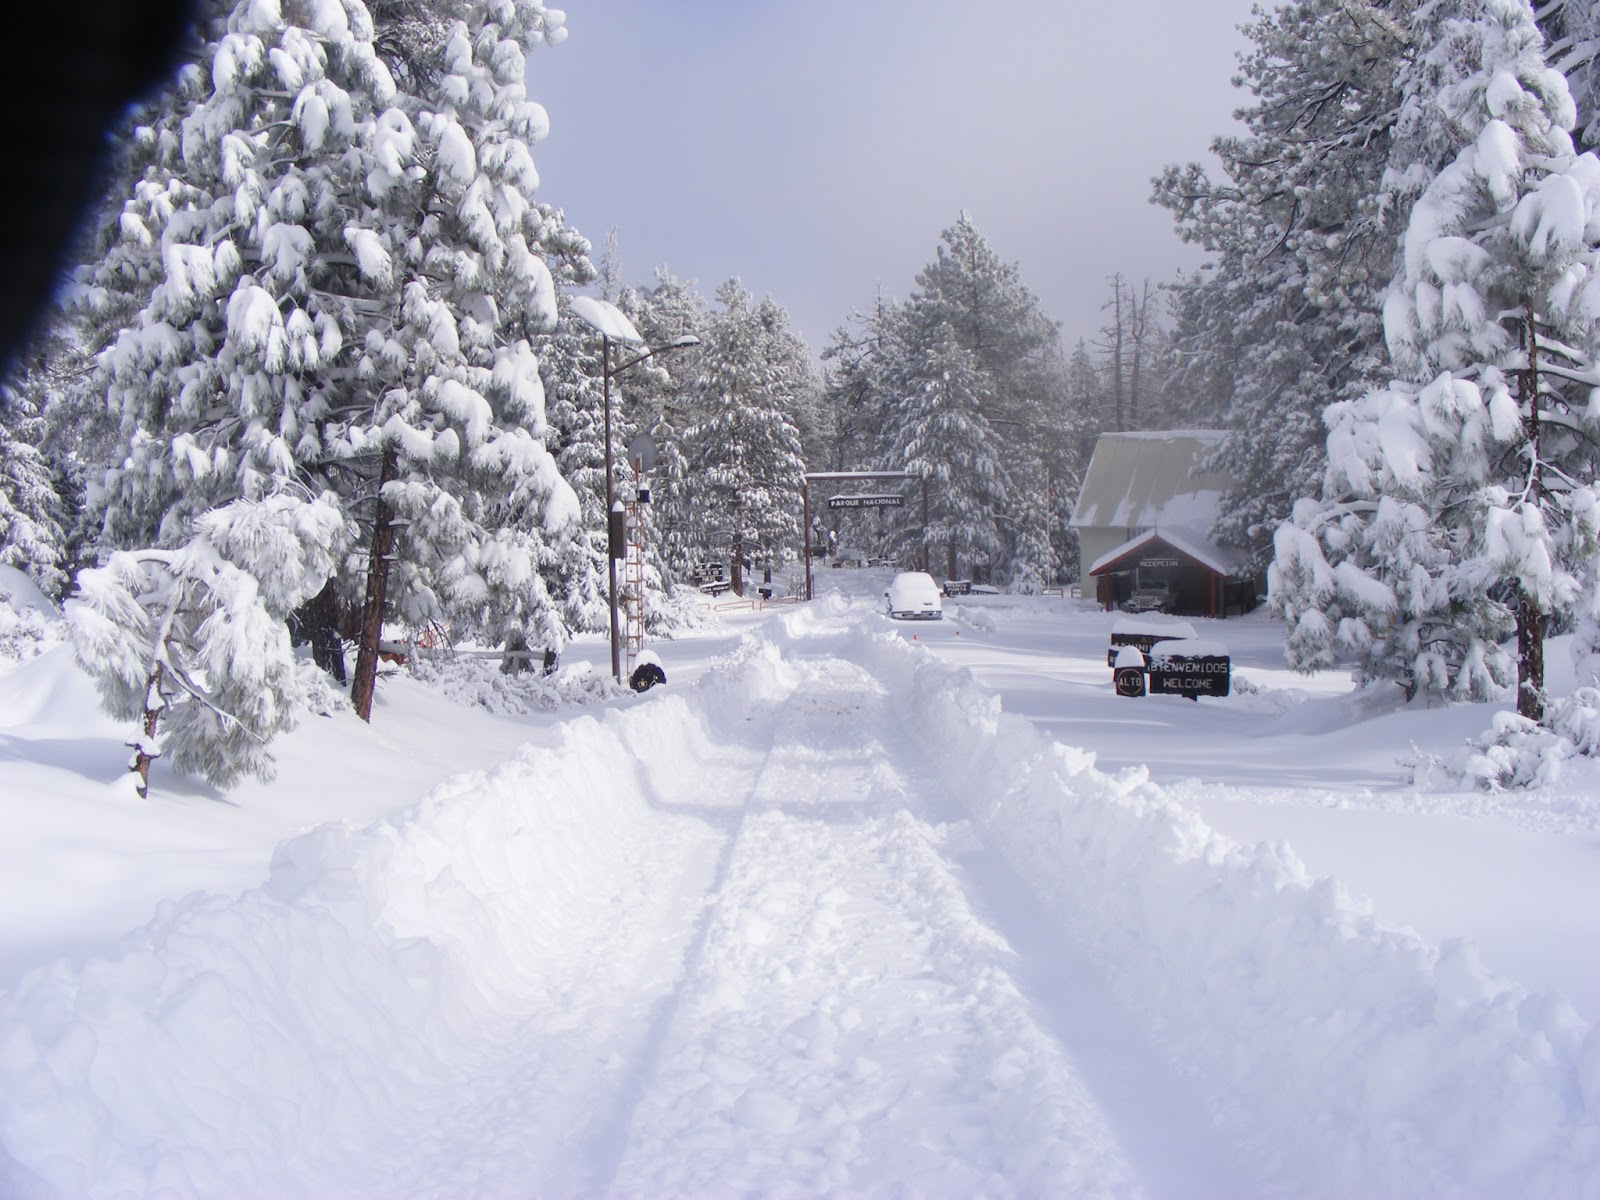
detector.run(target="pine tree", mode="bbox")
[886,320,1007,580]
[618,269,706,581]
[1055,340,1104,579]
[1153,0,1415,570]
[68,492,347,795]
[684,281,808,595]
[885,215,1064,581]
[0,378,68,596]
[75,0,584,720]
[538,294,613,635]
[1272,0,1600,720]
[1539,1,1600,149]
[820,293,900,477]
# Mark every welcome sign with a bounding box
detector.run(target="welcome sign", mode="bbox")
[1146,642,1230,700]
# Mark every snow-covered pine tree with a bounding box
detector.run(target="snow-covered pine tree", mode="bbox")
[886,319,1006,580]
[331,2,584,715]
[1153,0,1414,572]
[820,292,901,478]
[1535,0,1600,150]
[616,269,706,591]
[68,492,348,795]
[1161,272,1235,431]
[1051,340,1105,580]
[750,294,826,474]
[893,214,1064,582]
[538,293,613,636]
[1272,0,1600,721]
[1005,452,1059,594]
[684,281,807,595]
[0,378,68,596]
[906,213,1059,430]
[80,0,584,720]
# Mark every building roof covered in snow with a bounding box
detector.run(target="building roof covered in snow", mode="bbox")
[1069,429,1230,543]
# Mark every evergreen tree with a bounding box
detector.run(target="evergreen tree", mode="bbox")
[904,213,1058,429]
[886,320,1007,580]
[76,0,583,719]
[1056,340,1105,578]
[1539,0,1600,149]
[1272,0,1600,720]
[538,294,613,636]
[1162,271,1236,430]
[820,293,900,478]
[814,300,905,563]
[0,378,68,596]
[1153,0,1415,570]
[68,492,347,795]
[891,215,1063,581]
[684,281,808,595]
[619,269,706,580]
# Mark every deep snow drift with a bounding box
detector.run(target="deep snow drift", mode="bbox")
[2,595,1598,1198]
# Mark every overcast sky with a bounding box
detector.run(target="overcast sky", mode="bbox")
[530,1,1258,356]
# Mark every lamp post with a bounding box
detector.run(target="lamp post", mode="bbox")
[572,296,698,685]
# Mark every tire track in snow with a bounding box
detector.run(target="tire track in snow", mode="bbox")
[599,656,1148,1198]
[306,701,773,1199]
[572,675,796,1193]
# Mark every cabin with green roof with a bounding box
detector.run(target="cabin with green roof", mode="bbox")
[1068,430,1261,617]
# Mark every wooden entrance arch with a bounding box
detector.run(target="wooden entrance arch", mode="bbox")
[802,470,927,600]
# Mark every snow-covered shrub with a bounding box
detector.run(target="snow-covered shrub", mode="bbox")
[1414,687,1600,791]
[952,604,997,634]
[67,494,348,794]
[656,586,718,632]
[405,650,621,716]
[0,565,67,662]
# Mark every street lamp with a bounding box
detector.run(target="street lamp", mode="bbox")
[571,295,699,685]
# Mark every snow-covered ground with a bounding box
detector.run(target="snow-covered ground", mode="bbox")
[2,570,1598,1198]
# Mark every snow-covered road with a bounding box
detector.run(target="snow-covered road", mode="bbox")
[601,652,1197,1197]
[2,600,1597,1198]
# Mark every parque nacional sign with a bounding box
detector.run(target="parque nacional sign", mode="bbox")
[827,494,904,510]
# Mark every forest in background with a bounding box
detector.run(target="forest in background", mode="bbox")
[8,0,1600,784]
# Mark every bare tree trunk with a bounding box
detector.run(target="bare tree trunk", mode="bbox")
[731,531,744,596]
[921,481,930,573]
[501,628,531,675]
[1517,590,1546,721]
[299,579,346,684]
[350,448,399,723]
[1129,279,1152,427]
[1516,297,1545,722]
[1108,275,1126,432]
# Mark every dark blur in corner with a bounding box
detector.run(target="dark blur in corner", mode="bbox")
[2,2,200,372]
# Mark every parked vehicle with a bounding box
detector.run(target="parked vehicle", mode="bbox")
[885,571,943,620]
[1122,584,1175,614]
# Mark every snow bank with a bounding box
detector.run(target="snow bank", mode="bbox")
[1110,614,1198,639]
[0,659,779,1198]
[1146,637,1228,658]
[797,605,1600,1199]
[4,597,1597,1197]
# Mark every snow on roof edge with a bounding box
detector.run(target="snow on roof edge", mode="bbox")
[1088,527,1247,578]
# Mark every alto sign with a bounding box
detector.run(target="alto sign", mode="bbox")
[1109,629,1231,702]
